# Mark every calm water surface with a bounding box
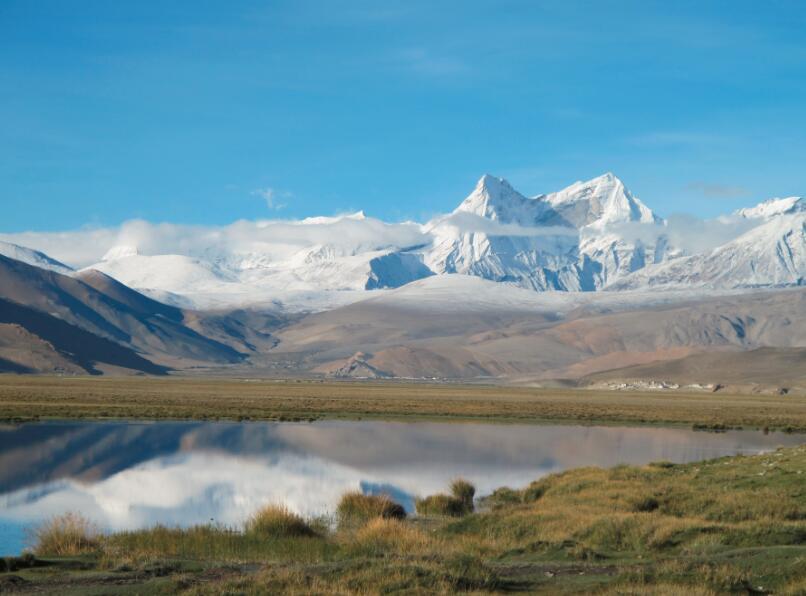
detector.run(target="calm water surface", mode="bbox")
[0,419,803,555]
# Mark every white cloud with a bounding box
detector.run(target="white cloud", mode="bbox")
[595,214,760,255]
[251,187,290,210]
[0,209,762,271]
[0,215,429,269]
[429,211,579,238]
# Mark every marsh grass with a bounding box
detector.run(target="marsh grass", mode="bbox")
[416,493,466,516]
[335,491,406,526]
[101,524,334,564]
[416,478,476,517]
[244,504,318,538]
[31,512,100,556]
[449,478,476,512]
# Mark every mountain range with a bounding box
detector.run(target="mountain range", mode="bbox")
[0,173,803,386]
[13,172,795,310]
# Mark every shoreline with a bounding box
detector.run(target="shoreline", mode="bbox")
[4,445,805,594]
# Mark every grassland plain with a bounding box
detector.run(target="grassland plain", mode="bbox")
[0,376,805,430]
[2,445,805,594]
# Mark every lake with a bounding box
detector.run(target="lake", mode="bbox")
[1,419,803,555]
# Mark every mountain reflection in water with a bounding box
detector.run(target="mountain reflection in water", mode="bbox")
[0,420,802,555]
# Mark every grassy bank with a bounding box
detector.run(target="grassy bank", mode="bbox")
[1,376,805,431]
[4,445,806,594]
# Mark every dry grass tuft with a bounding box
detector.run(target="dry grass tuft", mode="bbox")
[31,512,101,556]
[244,504,318,538]
[336,491,406,525]
[416,478,476,517]
[450,478,476,512]
[416,494,467,517]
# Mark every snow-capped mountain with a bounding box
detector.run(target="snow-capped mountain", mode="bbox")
[608,213,805,290]
[735,196,804,219]
[423,175,581,290]
[87,223,432,309]
[541,172,660,229]
[0,240,74,275]
[423,172,672,291]
[1,172,803,312]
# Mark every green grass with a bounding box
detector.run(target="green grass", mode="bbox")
[9,444,806,594]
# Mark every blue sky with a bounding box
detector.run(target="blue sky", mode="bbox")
[2,0,805,231]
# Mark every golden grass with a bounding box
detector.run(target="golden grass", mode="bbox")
[336,491,406,525]
[100,524,334,565]
[1,375,805,430]
[473,445,806,559]
[415,478,476,517]
[415,493,467,517]
[31,512,100,556]
[244,504,318,538]
[350,518,433,556]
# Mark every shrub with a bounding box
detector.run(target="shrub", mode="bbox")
[416,494,466,517]
[450,479,476,513]
[336,492,406,525]
[31,512,100,556]
[244,505,317,538]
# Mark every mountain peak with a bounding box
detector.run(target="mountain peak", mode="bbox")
[589,171,618,184]
[735,196,804,219]
[475,173,514,193]
[546,173,658,228]
[456,174,527,221]
[102,245,139,261]
[0,240,74,275]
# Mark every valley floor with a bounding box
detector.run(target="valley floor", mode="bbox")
[3,444,806,594]
[0,376,805,431]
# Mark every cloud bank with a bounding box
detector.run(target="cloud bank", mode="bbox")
[0,208,767,271]
[594,214,760,256]
[429,211,579,238]
[0,215,429,269]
